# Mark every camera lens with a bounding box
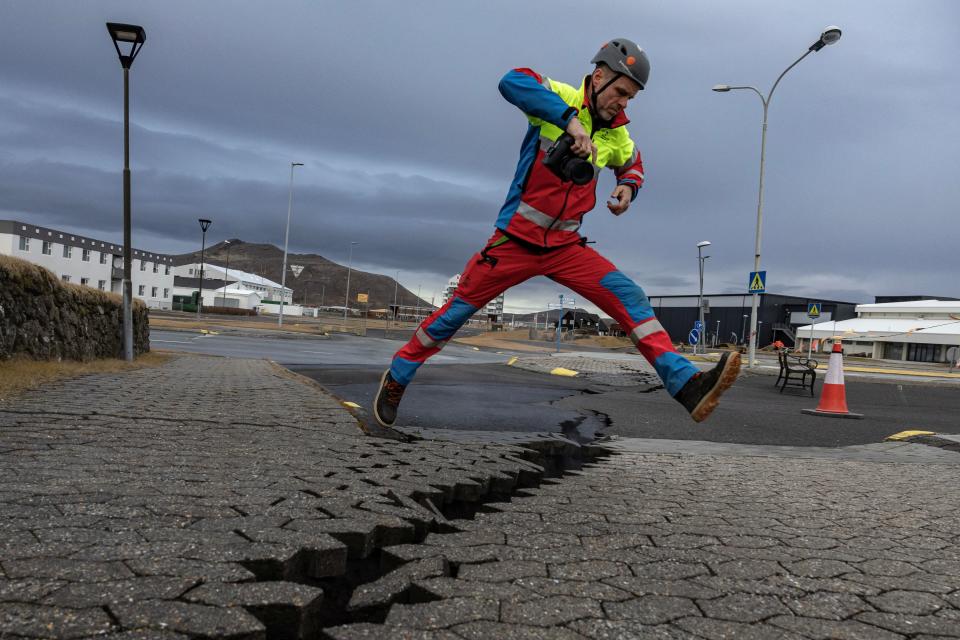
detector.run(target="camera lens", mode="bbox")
[565,159,595,185]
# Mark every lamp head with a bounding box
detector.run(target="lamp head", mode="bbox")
[810,25,842,51]
[292,162,304,167]
[712,84,731,92]
[198,218,212,233]
[106,22,146,69]
[696,240,712,248]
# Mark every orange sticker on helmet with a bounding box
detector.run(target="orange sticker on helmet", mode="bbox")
[626,56,636,65]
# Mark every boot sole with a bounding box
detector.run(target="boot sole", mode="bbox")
[690,352,742,423]
[372,369,397,429]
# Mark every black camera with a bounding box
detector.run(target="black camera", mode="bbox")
[542,133,594,185]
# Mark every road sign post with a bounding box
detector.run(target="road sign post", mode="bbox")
[747,271,767,367]
[806,302,821,359]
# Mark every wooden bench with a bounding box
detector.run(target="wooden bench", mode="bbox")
[776,350,819,396]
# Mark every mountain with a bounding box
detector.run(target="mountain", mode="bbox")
[172,240,433,310]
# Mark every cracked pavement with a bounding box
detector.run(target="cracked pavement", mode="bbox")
[327,442,960,639]
[3,353,960,639]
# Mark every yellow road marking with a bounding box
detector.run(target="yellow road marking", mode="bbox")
[885,430,936,441]
[341,401,361,409]
[550,367,578,377]
[507,357,518,366]
[845,366,960,378]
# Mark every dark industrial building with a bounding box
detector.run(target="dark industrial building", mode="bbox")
[649,293,860,348]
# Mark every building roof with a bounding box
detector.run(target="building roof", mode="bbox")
[856,300,960,314]
[211,284,263,297]
[0,219,175,263]
[796,317,960,342]
[189,262,287,290]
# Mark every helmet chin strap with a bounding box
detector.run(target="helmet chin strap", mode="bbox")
[589,72,622,121]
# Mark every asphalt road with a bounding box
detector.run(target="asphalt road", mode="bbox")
[151,330,960,447]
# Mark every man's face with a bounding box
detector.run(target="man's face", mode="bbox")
[590,66,641,121]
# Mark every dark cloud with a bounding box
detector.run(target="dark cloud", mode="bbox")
[1,0,958,313]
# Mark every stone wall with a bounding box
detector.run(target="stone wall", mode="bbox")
[0,254,149,360]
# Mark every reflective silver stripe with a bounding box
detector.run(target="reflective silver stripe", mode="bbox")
[541,76,552,90]
[516,203,580,233]
[416,327,447,350]
[621,170,644,182]
[630,319,666,345]
[539,135,555,151]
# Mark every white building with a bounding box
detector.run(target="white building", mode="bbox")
[442,273,504,320]
[173,262,292,304]
[795,300,960,363]
[1,219,175,309]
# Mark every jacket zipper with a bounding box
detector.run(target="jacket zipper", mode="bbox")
[542,126,598,248]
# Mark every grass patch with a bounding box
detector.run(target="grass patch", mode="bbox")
[0,352,171,403]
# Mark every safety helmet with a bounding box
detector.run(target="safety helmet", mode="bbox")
[591,38,650,89]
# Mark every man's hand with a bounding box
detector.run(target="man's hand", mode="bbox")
[565,117,597,164]
[607,184,632,215]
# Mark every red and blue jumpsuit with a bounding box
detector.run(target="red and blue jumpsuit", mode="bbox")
[389,68,700,397]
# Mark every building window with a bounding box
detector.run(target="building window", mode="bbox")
[138,285,145,296]
[63,245,72,259]
[165,265,170,275]
[81,277,90,286]
[100,252,108,264]
[62,275,71,283]
[98,280,106,291]
[18,236,29,251]
[82,249,91,262]
[42,241,52,255]
[151,286,158,298]
[152,262,159,273]
[140,260,147,271]
[163,288,169,299]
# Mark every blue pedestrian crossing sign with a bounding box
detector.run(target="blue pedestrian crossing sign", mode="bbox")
[748,271,766,293]
[694,320,704,331]
[807,303,821,318]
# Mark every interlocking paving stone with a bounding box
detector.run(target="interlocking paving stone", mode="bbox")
[109,600,265,639]
[602,596,699,625]
[767,615,907,640]
[384,597,499,629]
[452,620,589,639]
[0,602,115,639]
[41,576,197,607]
[501,595,603,626]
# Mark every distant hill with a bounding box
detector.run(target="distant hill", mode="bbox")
[172,240,432,310]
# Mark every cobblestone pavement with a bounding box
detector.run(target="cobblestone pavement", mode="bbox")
[5,354,960,639]
[327,442,960,639]
[0,355,585,638]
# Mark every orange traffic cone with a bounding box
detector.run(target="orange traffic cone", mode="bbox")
[802,339,864,419]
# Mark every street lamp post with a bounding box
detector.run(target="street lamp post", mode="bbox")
[279,162,303,327]
[415,284,422,325]
[741,314,749,346]
[106,22,146,361]
[696,241,711,355]
[219,239,231,307]
[713,26,841,367]
[196,219,212,319]
[343,242,358,325]
[393,271,399,325]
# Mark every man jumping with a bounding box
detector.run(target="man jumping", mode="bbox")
[374,38,740,428]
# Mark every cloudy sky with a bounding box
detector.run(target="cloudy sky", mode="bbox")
[2,1,958,313]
